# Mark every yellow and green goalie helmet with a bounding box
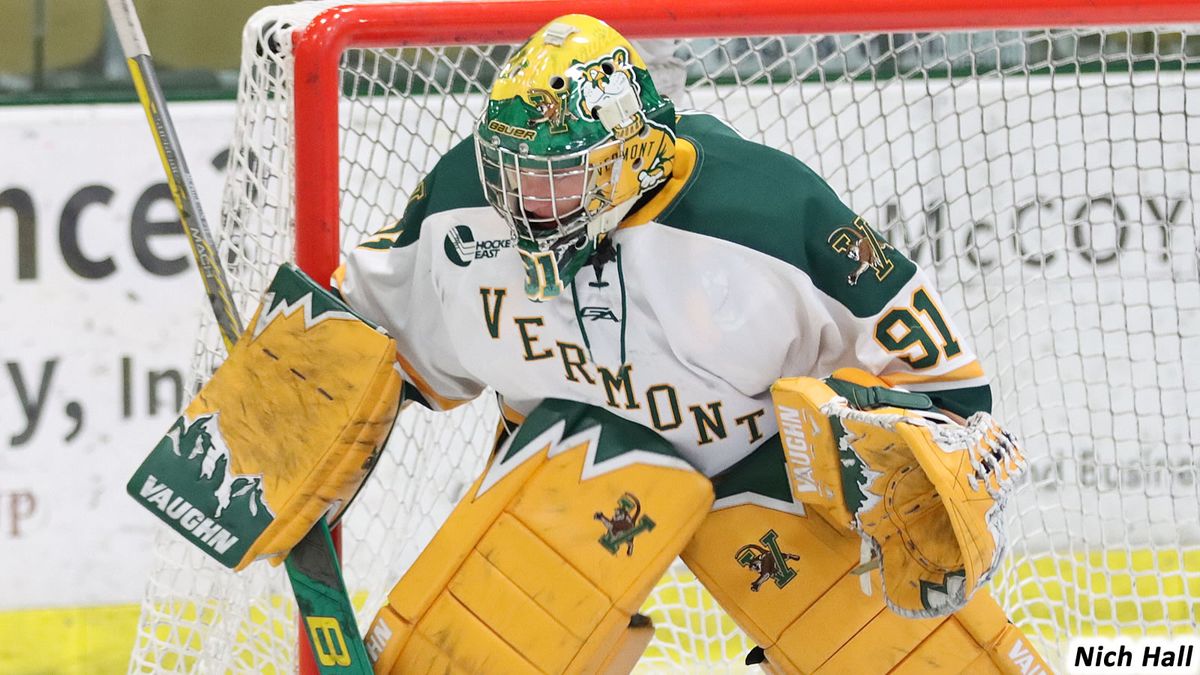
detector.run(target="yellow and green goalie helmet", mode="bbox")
[475,14,677,301]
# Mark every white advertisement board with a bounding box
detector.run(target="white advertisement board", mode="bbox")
[0,101,232,607]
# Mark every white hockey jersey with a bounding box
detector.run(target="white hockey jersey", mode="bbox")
[337,113,989,477]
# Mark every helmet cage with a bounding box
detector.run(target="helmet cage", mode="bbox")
[475,129,625,252]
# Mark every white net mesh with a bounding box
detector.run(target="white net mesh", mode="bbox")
[129,2,1200,672]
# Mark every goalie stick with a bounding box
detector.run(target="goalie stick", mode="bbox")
[105,2,371,672]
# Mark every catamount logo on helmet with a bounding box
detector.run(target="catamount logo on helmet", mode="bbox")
[528,87,570,133]
[576,47,644,140]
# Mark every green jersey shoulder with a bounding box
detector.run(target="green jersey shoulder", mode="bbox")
[659,112,917,318]
[357,137,487,250]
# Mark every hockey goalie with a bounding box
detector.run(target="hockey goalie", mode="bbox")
[328,15,1053,674]
[136,13,1051,674]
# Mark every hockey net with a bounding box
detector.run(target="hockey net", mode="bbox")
[129,1,1200,672]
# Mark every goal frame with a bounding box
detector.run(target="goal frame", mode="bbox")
[291,0,1200,285]
[281,1,1200,672]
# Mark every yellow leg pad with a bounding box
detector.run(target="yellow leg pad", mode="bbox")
[367,400,713,674]
[571,608,647,673]
[954,591,1053,675]
[413,593,539,673]
[682,503,864,673]
[962,651,1005,675]
[813,608,944,674]
[390,628,455,674]
[480,514,611,640]
[384,447,545,624]
[365,607,411,674]
[507,448,711,616]
[595,618,655,675]
[370,594,537,674]
[683,504,860,643]
[775,573,888,672]
[450,550,581,672]
[682,500,1051,674]
[891,619,986,674]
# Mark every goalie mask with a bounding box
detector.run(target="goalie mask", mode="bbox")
[475,14,677,301]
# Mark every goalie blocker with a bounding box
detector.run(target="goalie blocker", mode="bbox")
[127,263,403,569]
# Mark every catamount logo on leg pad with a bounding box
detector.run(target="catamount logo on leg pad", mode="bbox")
[735,529,800,591]
[596,491,656,555]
